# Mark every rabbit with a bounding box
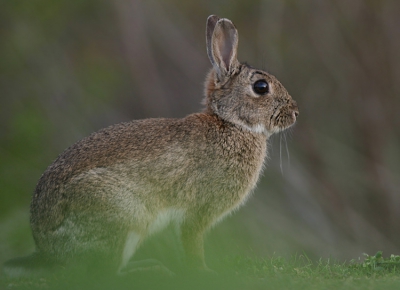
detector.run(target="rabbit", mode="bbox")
[3,15,298,277]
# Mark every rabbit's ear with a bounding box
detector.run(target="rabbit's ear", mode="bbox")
[206,15,220,66]
[208,18,240,81]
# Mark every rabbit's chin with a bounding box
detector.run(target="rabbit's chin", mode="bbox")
[240,123,267,135]
[237,117,297,137]
[237,122,293,138]
[267,122,297,136]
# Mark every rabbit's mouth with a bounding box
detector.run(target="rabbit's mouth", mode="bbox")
[269,103,299,133]
[236,102,298,136]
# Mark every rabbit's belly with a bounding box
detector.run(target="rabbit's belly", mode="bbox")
[147,207,185,235]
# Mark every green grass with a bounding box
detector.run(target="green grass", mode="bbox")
[2,252,400,290]
[223,252,400,289]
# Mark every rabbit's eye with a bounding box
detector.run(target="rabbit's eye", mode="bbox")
[253,80,269,95]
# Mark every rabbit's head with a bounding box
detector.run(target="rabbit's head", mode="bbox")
[204,15,298,136]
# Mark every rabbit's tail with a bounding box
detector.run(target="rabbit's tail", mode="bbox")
[3,252,58,278]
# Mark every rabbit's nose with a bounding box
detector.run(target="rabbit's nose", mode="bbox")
[291,102,299,120]
[292,110,299,121]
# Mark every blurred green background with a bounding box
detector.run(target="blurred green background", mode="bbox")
[1,0,400,270]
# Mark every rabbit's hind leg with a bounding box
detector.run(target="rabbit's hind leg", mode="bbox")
[116,231,174,276]
[118,259,175,277]
[117,230,141,273]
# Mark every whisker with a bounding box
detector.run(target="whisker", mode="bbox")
[284,132,291,170]
[279,133,283,174]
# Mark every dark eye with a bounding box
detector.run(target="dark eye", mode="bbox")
[253,80,269,95]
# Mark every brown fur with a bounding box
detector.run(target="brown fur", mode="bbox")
[4,15,298,276]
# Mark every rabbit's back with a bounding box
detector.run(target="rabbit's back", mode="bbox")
[30,113,267,248]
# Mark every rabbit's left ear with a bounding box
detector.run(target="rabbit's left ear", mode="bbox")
[206,15,220,66]
[207,17,240,81]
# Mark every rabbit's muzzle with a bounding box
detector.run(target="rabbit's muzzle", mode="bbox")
[291,101,299,121]
[272,100,299,132]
